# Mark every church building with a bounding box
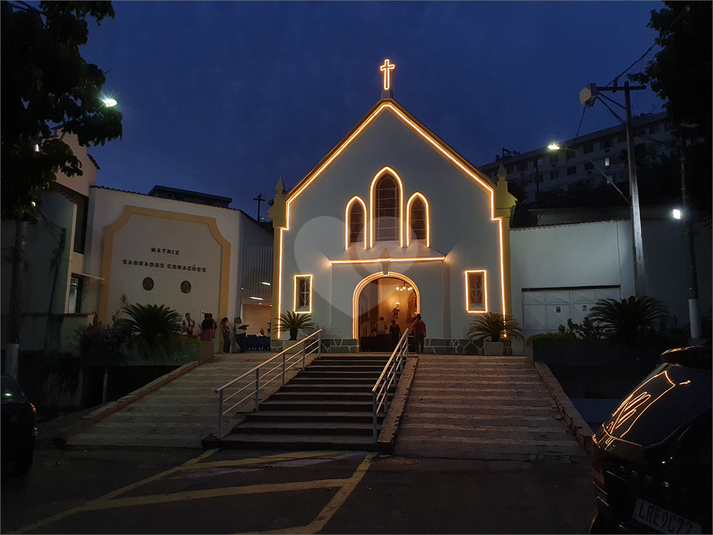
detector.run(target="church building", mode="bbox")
[269,60,518,353]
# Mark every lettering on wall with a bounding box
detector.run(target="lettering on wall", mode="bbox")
[121,247,207,272]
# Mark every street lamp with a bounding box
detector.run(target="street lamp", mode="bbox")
[547,143,630,205]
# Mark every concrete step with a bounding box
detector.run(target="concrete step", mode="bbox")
[280,384,384,393]
[268,391,375,402]
[231,421,379,436]
[244,410,379,424]
[204,432,378,451]
[257,399,382,412]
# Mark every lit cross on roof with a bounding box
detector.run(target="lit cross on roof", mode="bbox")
[380,59,395,91]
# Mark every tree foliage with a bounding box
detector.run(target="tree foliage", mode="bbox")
[115,303,182,348]
[640,2,712,142]
[1,1,122,221]
[467,312,523,343]
[588,296,669,344]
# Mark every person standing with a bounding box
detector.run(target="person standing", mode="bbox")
[234,317,248,353]
[220,317,231,353]
[181,313,196,337]
[412,313,426,354]
[389,319,401,350]
[201,313,214,342]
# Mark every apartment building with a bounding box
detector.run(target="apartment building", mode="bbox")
[477,112,673,204]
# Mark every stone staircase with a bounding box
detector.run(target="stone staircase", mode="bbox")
[209,354,392,450]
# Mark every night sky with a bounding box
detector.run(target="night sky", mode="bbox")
[83,1,664,218]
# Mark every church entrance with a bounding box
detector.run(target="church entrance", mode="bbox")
[355,274,419,352]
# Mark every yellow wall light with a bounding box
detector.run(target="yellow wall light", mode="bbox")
[293,274,313,314]
[331,256,444,265]
[464,269,488,314]
[344,196,368,249]
[406,192,430,248]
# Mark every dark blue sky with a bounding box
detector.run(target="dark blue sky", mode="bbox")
[83,1,664,218]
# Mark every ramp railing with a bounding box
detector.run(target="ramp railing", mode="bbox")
[214,329,322,438]
[371,329,409,442]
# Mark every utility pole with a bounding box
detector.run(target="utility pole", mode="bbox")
[254,193,265,221]
[580,81,647,296]
[678,131,700,340]
[5,220,27,378]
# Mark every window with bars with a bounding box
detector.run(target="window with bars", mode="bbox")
[466,270,486,312]
[375,175,399,242]
[409,197,426,242]
[294,275,311,312]
[348,202,364,245]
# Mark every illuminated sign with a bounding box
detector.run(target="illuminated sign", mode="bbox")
[380,59,395,91]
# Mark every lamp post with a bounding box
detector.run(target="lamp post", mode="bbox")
[579,81,647,296]
[547,143,630,205]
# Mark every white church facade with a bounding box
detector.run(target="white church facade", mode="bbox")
[268,91,519,353]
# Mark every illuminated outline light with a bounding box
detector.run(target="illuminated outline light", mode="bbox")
[380,59,395,90]
[293,274,313,314]
[464,270,488,314]
[278,101,507,335]
[406,192,430,247]
[369,167,404,248]
[331,256,444,265]
[352,271,419,339]
[344,196,367,249]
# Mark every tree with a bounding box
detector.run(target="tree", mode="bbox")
[1,1,122,221]
[641,2,711,143]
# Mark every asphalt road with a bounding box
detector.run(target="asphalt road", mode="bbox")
[2,444,596,534]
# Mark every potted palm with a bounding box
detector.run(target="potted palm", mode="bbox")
[467,312,523,355]
[278,311,315,350]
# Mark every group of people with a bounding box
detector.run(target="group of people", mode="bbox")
[370,313,427,354]
[181,312,256,353]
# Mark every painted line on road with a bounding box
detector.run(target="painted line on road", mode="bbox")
[11,450,344,534]
[260,452,376,534]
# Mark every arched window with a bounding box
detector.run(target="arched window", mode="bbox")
[410,197,426,241]
[349,202,365,246]
[374,175,399,243]
[406,192,430,247]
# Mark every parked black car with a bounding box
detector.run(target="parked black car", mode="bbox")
[589,345,712,534]
[1,374,37,474]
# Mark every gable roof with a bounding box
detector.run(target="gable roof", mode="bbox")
[286,98,495,207]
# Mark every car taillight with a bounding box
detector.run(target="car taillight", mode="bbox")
[592,443,606,492]
[29,403,37,426]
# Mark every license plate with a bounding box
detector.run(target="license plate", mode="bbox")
[633,499,701,534]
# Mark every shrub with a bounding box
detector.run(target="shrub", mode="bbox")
[115,303,182,349]
[588,296,669,344]
[467,312,523,343]
[278,311,315,340]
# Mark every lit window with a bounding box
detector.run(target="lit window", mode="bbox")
[406,193,429,246]
[374,175,399,242]
[465,270,487,313]
[349,201,364,245]
[603,157,610,167]
[294,275,312,313]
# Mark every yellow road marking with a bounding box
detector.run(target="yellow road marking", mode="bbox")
[11,450,355,534]
[260,452,376,534]
[77,479,349,511]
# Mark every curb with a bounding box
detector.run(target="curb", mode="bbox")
[377,356,418,453]
[534,360,593,452]
[53,360,201,447]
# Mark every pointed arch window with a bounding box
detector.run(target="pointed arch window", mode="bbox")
[374,175,400,243]
[406,193,430,247]
[345,197,366,248]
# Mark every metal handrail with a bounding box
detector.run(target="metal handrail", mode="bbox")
[214,329,322,437]
[371,329,409,442]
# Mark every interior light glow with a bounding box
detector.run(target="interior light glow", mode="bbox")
[344,196,368,249]
[261,281,271,286]
[352,271,419,339]
[406,192,431,247]
[380,59,395,91]
[249,296,263,300]
[369,167,404,248]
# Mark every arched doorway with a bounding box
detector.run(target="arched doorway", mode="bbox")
[353,273,419,352]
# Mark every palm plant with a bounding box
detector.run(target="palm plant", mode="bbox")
[588,296,668,344]
[115,303,182,348]
[278,311,315,340]
[467,312,523,343]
